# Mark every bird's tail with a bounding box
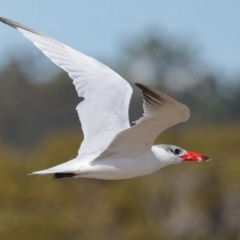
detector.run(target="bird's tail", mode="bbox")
[28,159,79,176]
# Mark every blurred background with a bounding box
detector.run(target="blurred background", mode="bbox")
[1,1,240,239]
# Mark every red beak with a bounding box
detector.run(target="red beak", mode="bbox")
[180,151,211,162]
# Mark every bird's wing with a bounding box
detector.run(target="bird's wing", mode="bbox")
[0,17,133,159]
[96,83,190,159]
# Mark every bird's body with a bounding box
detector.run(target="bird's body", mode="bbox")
[0,17,210,180]
[64,150,159,180]
[45,146,176,180]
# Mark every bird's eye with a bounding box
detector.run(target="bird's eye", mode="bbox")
[174,148,181,155]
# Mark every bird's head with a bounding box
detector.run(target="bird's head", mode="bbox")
[152,144,211,167]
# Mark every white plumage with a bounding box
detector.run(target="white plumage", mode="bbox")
[0,17,209,180]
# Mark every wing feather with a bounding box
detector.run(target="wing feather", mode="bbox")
[96,83,190,159]
[0,17,133,159]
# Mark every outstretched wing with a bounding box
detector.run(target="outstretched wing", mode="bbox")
[0,17,133,159]
[97,83,190,159]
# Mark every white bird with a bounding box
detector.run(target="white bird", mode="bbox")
[0,17,210,180]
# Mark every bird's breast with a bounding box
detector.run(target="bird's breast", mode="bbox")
[78,151,161,180]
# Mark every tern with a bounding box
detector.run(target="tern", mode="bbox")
[0,17,210,180]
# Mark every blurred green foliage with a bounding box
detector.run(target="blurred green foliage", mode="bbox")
[0,126,239,239]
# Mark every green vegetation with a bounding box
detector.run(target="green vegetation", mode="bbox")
[0,125,239,239]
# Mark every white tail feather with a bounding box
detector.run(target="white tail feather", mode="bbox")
[28,159,79,175]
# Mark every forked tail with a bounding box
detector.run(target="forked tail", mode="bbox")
[28,159,79,178]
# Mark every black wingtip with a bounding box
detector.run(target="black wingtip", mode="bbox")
[0,16,64,47]
[135,83,145,90]
[0,17,18,29]
[135,83,166,106]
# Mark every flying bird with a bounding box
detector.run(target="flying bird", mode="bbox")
[0,17,210,180]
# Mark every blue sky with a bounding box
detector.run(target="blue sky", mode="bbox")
[0,0,240,76]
